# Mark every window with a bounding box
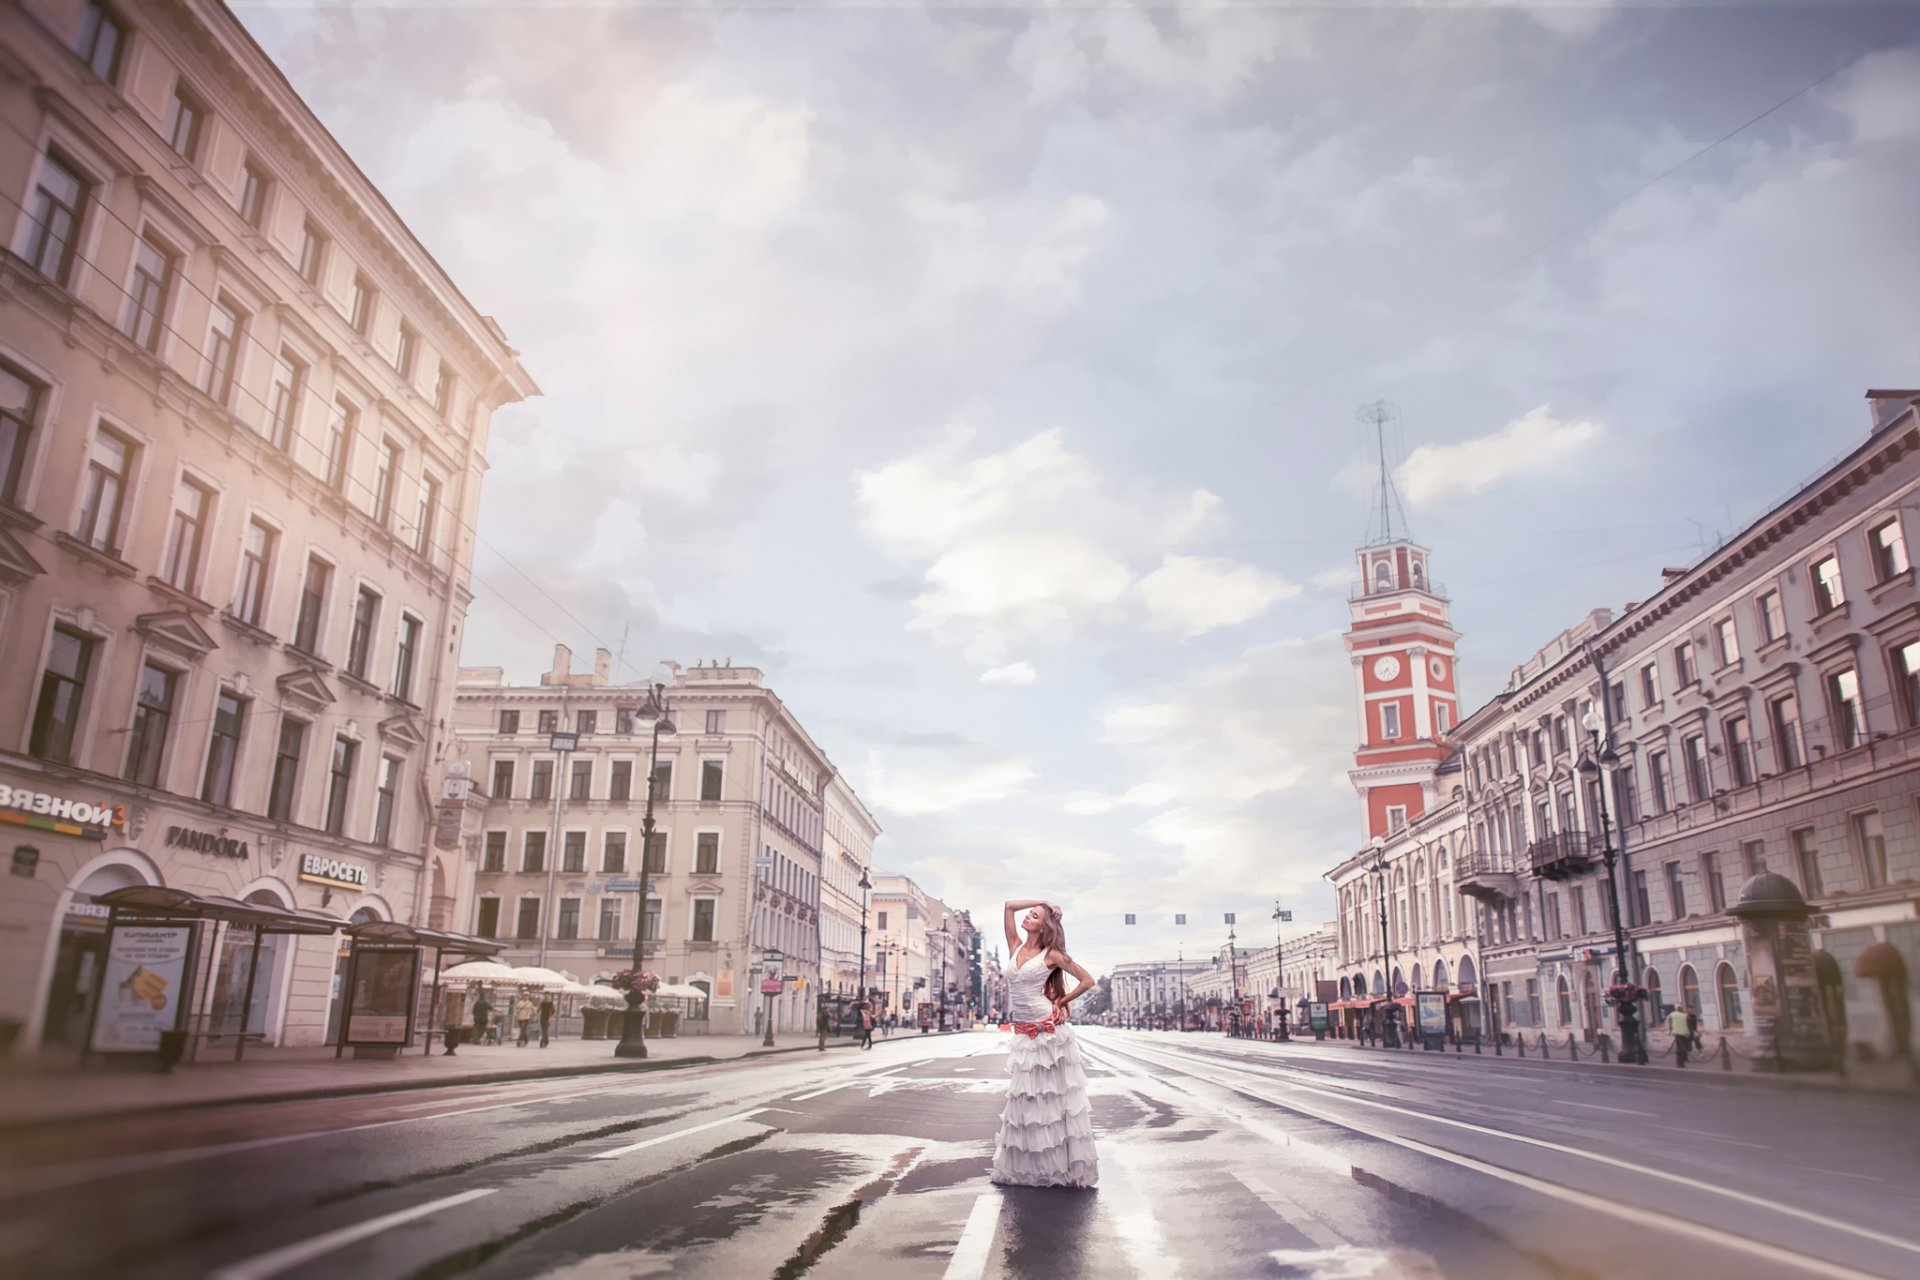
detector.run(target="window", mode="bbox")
[1898,640,1920,729]
[577,710,597,736]
[1678,964,1701,1015]
[1608,681,1628,722]
[598,899,622,941]
[609,760,632,801]
[347,587,379,679]
[1715,617,1740,667]
[1525,978,1541,1026]
[691,898,716,942]
[1741,839,1767,879]
[1673,641,1696,690]
[1570,886,1588,935]
[201,691,246,806]
[0,361,43,505]
[1793,828,1823,898]
[516,899,540,940]
[696,832,720,874]
[298,219,328,285]
[122,233,173,351]
[161,475,212,594]
[1828,668,1866,750]
[414,474,440,555]
[1556,976,1572,1025]
[1552,716,1569,755]
[1640,661,1660,709]
[1702,852,1725,914]
[483,831,506,873]
[643,832,667,874]
[1682,733,1710,802]
[530,759,554,801]
[1853,811,1888,889]
[651,759,672,800]
[77,426,134,553]
[1870,517,1910,583]
[292,556,330,655]
[1632,871,1651,928]
[374,756,401,846]
[562,831,586,873]
[373,438,402,526]
[121,661,177,786]
[392,615,421,703]
[1666,862,1687,918]
[522,831,546,874]
[265,348,305,450]
[643,897,662,943]
[434,364,455,417]
[1716,963,1743,1029]
[877,910,888,931]
[1542,892,1560,940]
[1758,590,1786,644]
[1385,804,1407,834]
[239,161,269,228]
[499,710,521,735]
[349,273,376,335]
[701,760,724,802]
[616,708,636,735]
[538,710,558,734]
[1771,693,1804,770]
[1435,703,1451,734]
[203,297,244,406]
[323,737,356,835]
[705,710,727,734]
[323,400,355,494]
[490,758,513,800]
[569,759,592,801]
[1381,703,1401,739]
[75,3,125,81]
[476,898,500,938]
[166,83,204,161]
[602,831,627,873]
[1724,715,1753,787]
[395,322,419,379]
[557,899,581,940]
[1811,554,1845,615]
[234,519,276,627]
[268,717,307,821]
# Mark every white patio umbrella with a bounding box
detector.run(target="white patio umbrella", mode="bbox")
[440,960,520,985]
[653,983,710,1001]
[584,984,623,1003]
[506,966,570,989]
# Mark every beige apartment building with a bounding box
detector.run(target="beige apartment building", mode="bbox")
[821,772,880,1002]
[870,871,969,1025]
[0,0,536,1053]
[451,654,874,1037]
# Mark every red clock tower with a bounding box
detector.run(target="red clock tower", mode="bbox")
[1344,407,1461,843]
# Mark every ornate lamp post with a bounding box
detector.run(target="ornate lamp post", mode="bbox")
[614,685,673,1060]
[856,869,872,1011]
[1370,838,1400,1048]
[1579,706,1644,1064]
[1273,901,1293,1041]
[760,946,784,1048]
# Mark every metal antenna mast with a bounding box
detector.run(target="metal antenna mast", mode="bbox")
[1357,400,1408,546]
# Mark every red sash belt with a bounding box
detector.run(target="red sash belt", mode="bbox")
[1001,1018,1057,1039]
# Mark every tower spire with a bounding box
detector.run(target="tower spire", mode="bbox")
[1357,400,1409,547]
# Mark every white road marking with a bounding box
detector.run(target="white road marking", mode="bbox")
[942,1190,1003,1280]
[1102,1143,1179,1274]
[1100,1038,1916,1277]
[1793,1167,1885,1183]
[1673,1127,1769,1149]
[1563,1101,1655,1117]
[589,1109,768,1159]
[206,1188,495,1280]
[790,1084,849,1101]
[1234,1172,1344,1249]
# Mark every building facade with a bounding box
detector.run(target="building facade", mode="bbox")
[1,0,536,1054]
[452,655,870,1036]
[821,773,879,1002]
[1109,957,1211,1028]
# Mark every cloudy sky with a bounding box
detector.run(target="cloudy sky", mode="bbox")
[238,1,1920,974]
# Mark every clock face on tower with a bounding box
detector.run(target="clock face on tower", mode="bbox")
[1372,655,1401,681]
[1429,656,1447,681]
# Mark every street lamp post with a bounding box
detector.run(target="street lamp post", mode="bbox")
[857,869,872,1015]
[1273,901,1293,1041]
[1370,840,1400,1048]
[761,947,784,1048]
[615,686,674,1060]
[1579,706,1644,1064]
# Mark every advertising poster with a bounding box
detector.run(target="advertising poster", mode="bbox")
[96,925,193,1052]
[1416,990,1447,1034]
[346,947,419,1045]
[1308,1002,1330,1031]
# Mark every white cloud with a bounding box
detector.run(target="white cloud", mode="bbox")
[1137,554,1301,638]
[1064,782,1175,816]
[1823,46,1920,145]
[1397,406,1603,509]
[867,756,1037,817]
[980,661,1038,686]
[1310,565,1355,592]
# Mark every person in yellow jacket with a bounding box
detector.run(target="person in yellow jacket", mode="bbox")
[514,994,537,1047]
[1668,1004,1693,1067]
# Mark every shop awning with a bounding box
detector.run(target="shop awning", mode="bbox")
[348,920,506,960]
[95,886,342,935]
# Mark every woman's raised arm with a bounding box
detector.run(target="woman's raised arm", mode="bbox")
[1004,899,1044,952]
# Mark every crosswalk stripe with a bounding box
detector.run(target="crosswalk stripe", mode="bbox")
[1233,1171,1344,1248]
[942,1190,1003,1280]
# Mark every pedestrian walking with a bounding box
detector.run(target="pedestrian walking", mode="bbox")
[538,996,555,1048]
[514,994,536,1047]
[991,899,1098,1188]
[471,992,492,1045]
[1668,1004,1692,1067]
[858,1002,874,1050]
[817,1004,830,1052]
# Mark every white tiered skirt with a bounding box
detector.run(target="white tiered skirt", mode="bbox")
[990,1023,1098,1188]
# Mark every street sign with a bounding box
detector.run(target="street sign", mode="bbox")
[606,878,642,893]
[1223,913,1235,925]
[760,978,783,995]
[1275,909,1293,923]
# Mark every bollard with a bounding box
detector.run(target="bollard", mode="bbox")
[1598,1034,1611,1064]
[1719,1038,1733,1072]
[1517,1035,1526,1058]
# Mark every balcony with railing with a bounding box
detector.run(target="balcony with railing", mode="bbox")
[1454,849,1520,903]
[1528,830,1599,881]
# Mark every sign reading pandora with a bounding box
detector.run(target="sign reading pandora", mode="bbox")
[299,852,370,890]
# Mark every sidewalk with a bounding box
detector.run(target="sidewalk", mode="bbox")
[0,1027,973,1133]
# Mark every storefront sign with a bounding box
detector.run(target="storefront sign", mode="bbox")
[11,844,38,877]
[0,783,125,840]
[164,825,250,860]
[299,853,369,891]
[94,925,193,1052]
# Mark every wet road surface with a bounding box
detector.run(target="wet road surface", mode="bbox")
[0,1027,1912,1278]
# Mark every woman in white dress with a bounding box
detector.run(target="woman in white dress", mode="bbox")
[991,899,1099,1189]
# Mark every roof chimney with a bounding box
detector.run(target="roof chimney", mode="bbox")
[1660,568,1688,585]
[1865,389,1920,434]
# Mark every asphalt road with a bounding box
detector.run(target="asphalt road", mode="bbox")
[0,1027,1913,1279]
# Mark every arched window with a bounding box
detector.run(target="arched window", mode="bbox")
[1340,976,1352,999]
[1644,967,1663,1015]
[1556,975,1573,1025]
[1409,964,1424,990]
[1412,560,1426,588]
[1581,971,1601,1030]
[1679,964,1700,1015]
[1391,966,1404,996]
[1374,560,1393,589]
[1716,963,1743,1028]
[1458,955,1476,988]
[1373,970,1385,996]
[1432,958,1448,989]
